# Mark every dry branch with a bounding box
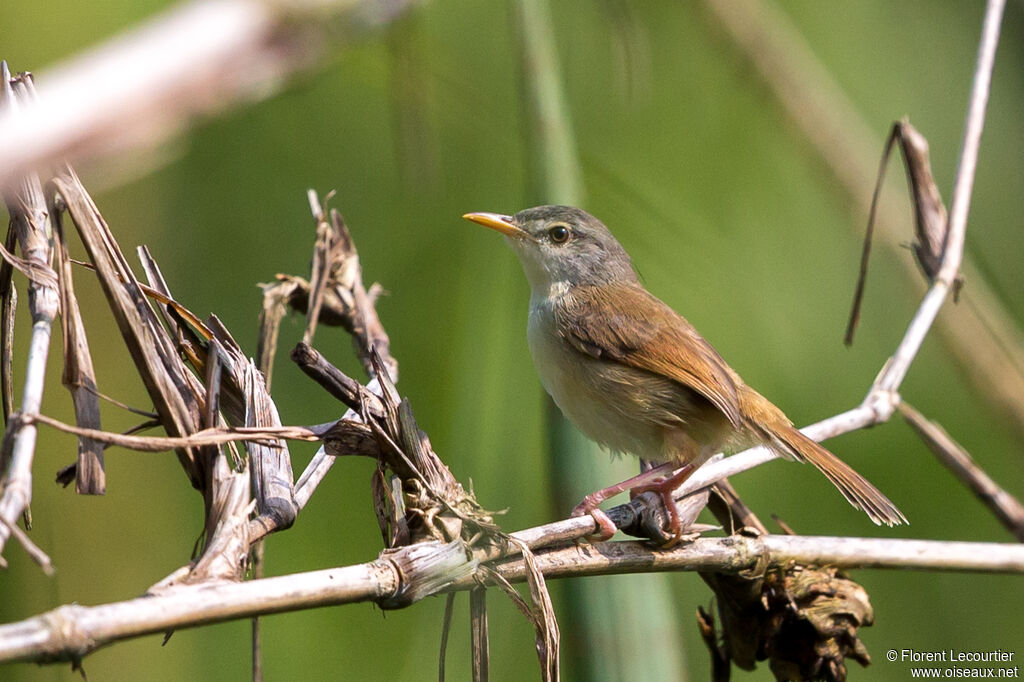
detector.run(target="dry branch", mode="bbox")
[900,402,1024,541]
[845,119,960,345]
[45,168,310,580]
[2,533,1023,665]
[262,191,400,512]
[50,172,208,493]
[276,204,558,677]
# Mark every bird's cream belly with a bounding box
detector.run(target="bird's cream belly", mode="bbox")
[528,305,680,463]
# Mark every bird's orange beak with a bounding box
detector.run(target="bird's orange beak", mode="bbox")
[462,212,525,239]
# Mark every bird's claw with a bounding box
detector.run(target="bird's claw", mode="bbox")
[571,503,617,542]
[630,482,685,547]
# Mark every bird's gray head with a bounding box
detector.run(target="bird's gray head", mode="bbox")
[463,205,638,296]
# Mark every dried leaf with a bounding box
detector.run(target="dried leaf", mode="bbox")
[845,119,959,346]
[303,190,345,345]
[256,278,298,389]
[50,172,207,490]
[470,587,490,682]
[509,537,560,682]
[52,204,104,494]
[0,225,16,426]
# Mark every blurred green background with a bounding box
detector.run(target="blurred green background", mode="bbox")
[1,1,1022,680]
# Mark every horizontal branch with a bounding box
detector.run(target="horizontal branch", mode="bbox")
[471,535,1024,587]
[0,560,398,664]
[2,533,1022,664]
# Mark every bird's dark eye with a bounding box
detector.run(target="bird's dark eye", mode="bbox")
[548,224,571,244]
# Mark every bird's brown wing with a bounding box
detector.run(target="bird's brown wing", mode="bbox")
[557,282,744,429]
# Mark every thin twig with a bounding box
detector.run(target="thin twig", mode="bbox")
[0,515,54,575]
[873,0,1005,396]
[26,411,325,451]
[900,402,1024,541]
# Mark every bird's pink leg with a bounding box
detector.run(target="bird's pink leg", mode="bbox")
[571,462,678,540]
[629,463,697,546]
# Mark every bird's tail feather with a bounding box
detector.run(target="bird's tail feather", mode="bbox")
[741,388,906,526]
[765,422,906,526]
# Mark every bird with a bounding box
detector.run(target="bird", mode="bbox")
[463,205,906,542]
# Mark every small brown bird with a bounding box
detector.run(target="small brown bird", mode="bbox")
[464,205,905,541]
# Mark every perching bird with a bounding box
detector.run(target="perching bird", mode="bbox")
[464,205,905,541]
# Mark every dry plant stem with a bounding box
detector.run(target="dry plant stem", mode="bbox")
[0,0,421,193]
[0,560,400,664]
[302,190,334,345]
[845,120,953,345]
[439,593,456,681]
[2,534,1022,665]
[287,194,397,509]
[0,70,58,555]
[49,172,209,495]
[0,226,17,423]
[900,402,1024,541]
[198,319,298,543]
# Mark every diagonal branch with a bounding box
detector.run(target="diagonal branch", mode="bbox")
[653,0,1009,521]
[702,0,1024,435]
[873,0,1004,396]
[900,402,1024,541]
[0,0,422,195]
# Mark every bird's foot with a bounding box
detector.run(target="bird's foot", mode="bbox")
[571,500,618,541]
[629,463,696,548]
[570,462,683,542]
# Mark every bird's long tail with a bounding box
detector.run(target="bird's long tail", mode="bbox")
[742,389,907,527]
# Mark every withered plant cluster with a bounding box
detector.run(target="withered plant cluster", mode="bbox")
[0,67,563,678]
